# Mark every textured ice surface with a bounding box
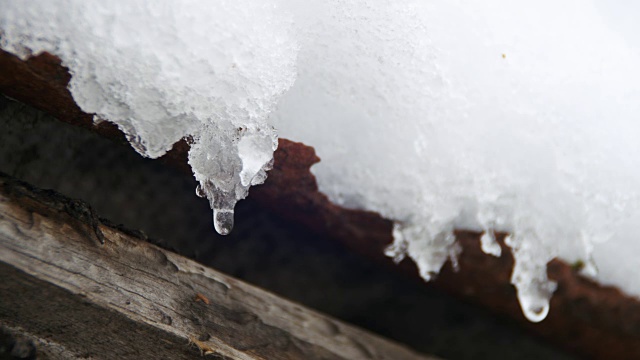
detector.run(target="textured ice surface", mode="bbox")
[0,0,296,234]
[3,0,640,322]
[272,0,640,322]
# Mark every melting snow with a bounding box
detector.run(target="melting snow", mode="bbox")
[0,0,296,235]
[3,0,640,322]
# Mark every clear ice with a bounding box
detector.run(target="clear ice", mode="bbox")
[189,122,278,235]
[0,0,296,235]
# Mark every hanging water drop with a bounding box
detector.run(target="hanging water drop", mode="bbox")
[519,296,550,323]
[213,208,234,236]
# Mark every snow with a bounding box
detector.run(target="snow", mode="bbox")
[275,0,640,321]
[273,0,640,322]
[2,0,640,322]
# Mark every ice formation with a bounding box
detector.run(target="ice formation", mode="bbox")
[272,1,640,322]
[0,0,296,235]
[3,0,640,322]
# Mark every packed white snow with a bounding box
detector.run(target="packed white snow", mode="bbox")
[2,0,640,322]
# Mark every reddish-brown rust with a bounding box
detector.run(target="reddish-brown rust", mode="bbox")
[23,52,72,87]
[2,48,640,359]
[437,233,640,360]
[0,49,127,144]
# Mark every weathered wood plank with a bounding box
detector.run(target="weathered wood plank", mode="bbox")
[0,173,435,360]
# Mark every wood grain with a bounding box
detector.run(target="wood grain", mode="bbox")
[0,172,434,360]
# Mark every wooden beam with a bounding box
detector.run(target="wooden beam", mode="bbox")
[0,172,434,360]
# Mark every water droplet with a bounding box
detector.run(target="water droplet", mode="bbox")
[213,209,234,235]
[522,302,549,323]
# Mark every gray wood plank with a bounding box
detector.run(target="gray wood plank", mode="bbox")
[0,173,436,360]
